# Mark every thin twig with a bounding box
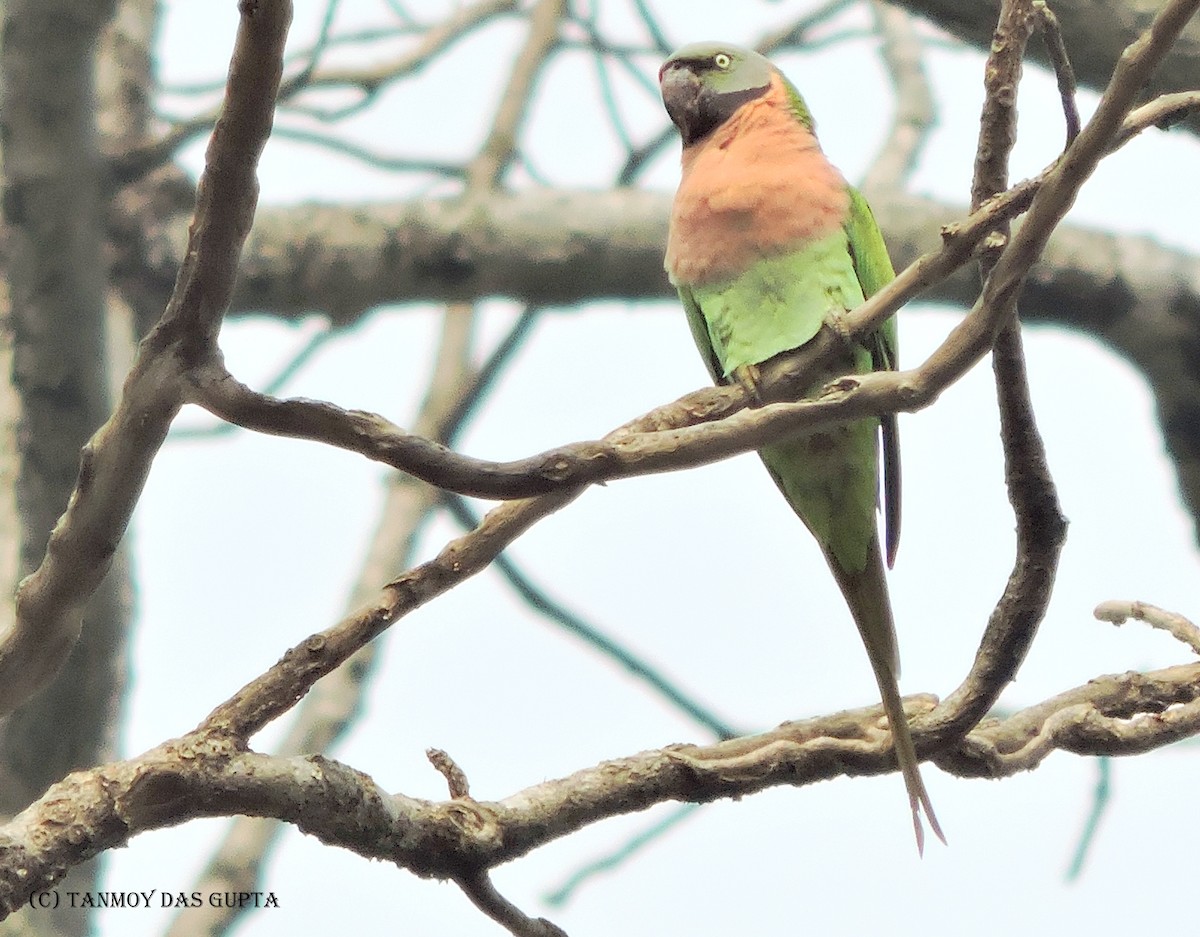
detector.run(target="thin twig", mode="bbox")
[112,0,518,185]
[921,0,1068,749]
[456,872,568,937]
[382,0,415,26]
[1034,1,1082,145]
[467,0,564,190]
[862,1,936,192]
[440,493,745,741]
[590,36,636,153]
[0,0,293,719]
[1094,599,1200,655]
[563,33,661,99]
[629,0,671,53]
[290,0,341,88]
[438,308,543,440]
[268,125,465,175]
[542,803,701,906]
[616,125,674,186]
[163,25,418,96]
[758,0,857,51]
[1065,757,1111,882]
[1110,89,1200,149]
[428,748,471,799]
[170,327,337,441]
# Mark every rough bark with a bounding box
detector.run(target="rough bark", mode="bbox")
[0,2,137,935]
[115,187,1200,542]
[894,0,1200,135]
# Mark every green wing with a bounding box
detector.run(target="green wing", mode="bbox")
[678,285,723,384]
[674,195,899,571]
[676,231,878,574]
[677,232,861,380]
[844,186,901,568]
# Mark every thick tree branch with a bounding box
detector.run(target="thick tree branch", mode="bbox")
[920,0,1068,753]
[0,1,1192,925]
[892,0,1200,135]
[183,180,1196,324]
[181,0,1191,819]
[862,2,936,191]
[112,0,520,184]
[130,94,1200,537]
[0,2,128,934]
[1,648,1198,915]
[0,1,292,717]
[171,3,567,932]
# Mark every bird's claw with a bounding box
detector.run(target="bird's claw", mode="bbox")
[732,363,764,405]
[824,307,858,351]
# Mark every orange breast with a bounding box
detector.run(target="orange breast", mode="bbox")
[665,77,850,287]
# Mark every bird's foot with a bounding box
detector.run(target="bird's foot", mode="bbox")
[732,363,764,406]
[824,307,859,352]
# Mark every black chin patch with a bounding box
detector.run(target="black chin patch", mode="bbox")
[662,65,770,146]
[692,84,769,143]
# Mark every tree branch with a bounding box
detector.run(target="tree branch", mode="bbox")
[2,651,1199,915]
[455,872,567,937]
[892,0,1200,136]
[0,0,292,717]
[1034,0,1082,144]
[915,0,1068,760]
[112,0,519,184]
[116,84,1200,539]
[174,163,1057,502]
[862,1,936,191]
[922,0,1199,741]
[1095,599,1200,655]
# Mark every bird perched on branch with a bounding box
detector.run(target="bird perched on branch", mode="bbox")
[659,41,943,852]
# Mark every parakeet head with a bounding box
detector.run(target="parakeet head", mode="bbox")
[659,42,813,145]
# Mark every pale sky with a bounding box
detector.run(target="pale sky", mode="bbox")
[98,2,1200,935]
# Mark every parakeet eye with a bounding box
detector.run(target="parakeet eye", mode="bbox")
[713,52,732,69]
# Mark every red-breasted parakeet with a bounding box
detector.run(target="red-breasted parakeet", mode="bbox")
[660,42,943,851]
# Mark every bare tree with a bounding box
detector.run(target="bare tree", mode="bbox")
[0,1,1198,934]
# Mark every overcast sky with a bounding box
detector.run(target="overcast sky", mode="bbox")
[96,2,1200,935]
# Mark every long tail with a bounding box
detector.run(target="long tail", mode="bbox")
[827,534,945,854]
